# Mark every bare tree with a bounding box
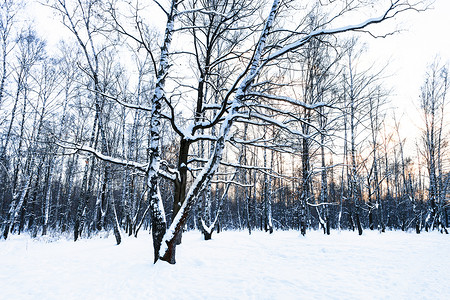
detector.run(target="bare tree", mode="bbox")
[341,43,385,235]
[55,0,427,264]
[419,58,448,233]
[50,0,123,244]
[366,89,387,232]
[2,28,46,239]
[0,0,23,112]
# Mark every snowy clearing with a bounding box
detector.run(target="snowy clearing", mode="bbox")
[1,230,449,299]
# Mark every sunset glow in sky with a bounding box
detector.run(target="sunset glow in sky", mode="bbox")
[25,0,450,152]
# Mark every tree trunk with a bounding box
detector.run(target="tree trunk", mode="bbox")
[42,157,55,236]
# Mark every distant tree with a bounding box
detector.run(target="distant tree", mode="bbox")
[419,58,448,233]
[2,28,46,240]
[366,89,387,232]
[50,0,123,244]
[341,43,386,235]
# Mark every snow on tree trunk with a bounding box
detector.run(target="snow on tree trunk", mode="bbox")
[3,174,31,239]
[159,0,281,263]
[263,145,273,234]
[147,0,180,263]
[42,158,55,236]
[110,184,122,245]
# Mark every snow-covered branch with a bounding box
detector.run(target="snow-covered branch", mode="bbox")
[266,1,424,64]
[247,92,329,110]
[56,142,147,172]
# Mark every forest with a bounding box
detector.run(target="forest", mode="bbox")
[0,0,448,265]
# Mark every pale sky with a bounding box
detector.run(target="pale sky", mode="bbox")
[362,0,450,153]
[27,0,449,99]
[25,0,449,155]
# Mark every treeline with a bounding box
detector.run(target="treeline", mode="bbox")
[0,0,448,263]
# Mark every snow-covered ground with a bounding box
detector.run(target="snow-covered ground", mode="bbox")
[1,230,449,299]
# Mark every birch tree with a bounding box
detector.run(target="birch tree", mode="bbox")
[57,0,427,263]
[341,44,387,235]
[50,0,124,243]
[156,0,425,262]
[2,29,46,239]
[419,58,448,233]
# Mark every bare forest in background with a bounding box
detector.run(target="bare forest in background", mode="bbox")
[0,0,448,264]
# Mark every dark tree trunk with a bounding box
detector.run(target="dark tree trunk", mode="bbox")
[326,217,330,235]
[173,138,191,244]
[369,209,374,230]
[203,230,212,240]
[355,204,363,235]
[18,199,27,235]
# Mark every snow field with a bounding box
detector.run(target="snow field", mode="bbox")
[0,230,449,299]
